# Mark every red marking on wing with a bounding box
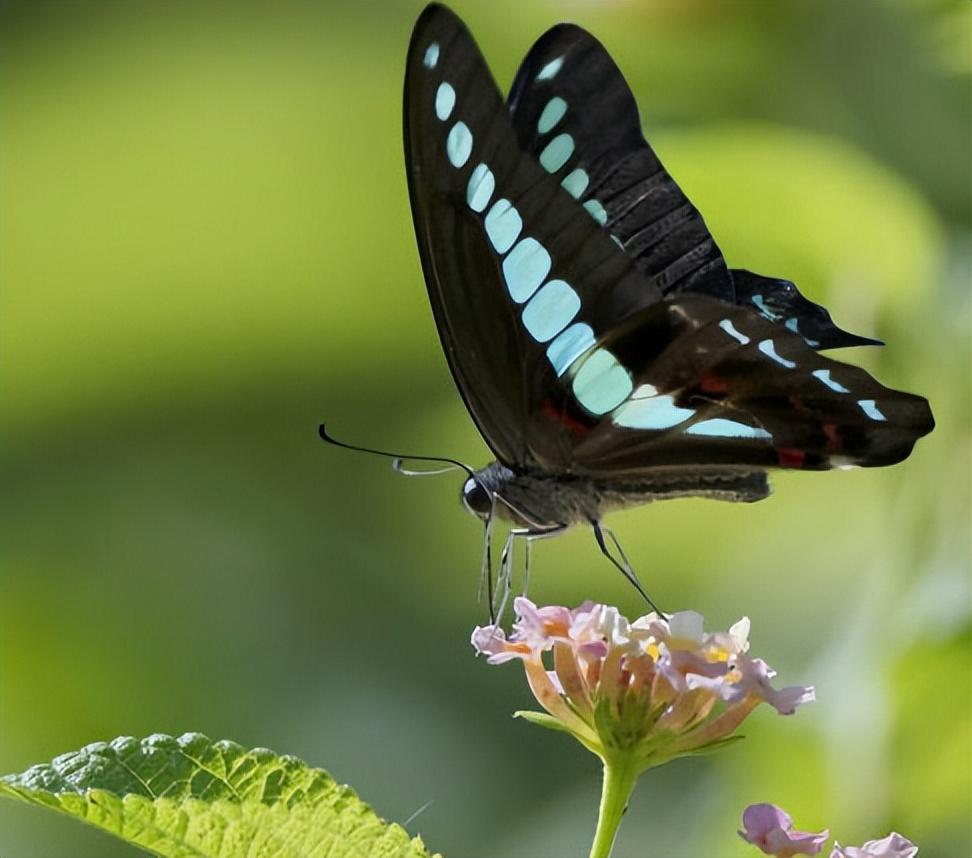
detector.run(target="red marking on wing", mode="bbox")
[777,447,806,468]
[543,398,591,436]
[823,422,843,452]
[699,374,729,394]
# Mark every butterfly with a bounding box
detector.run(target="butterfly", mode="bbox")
[330,3,933,608]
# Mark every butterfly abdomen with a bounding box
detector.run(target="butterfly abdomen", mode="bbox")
[472,460,770,530]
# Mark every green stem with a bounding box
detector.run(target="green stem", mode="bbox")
[588,755,640,858]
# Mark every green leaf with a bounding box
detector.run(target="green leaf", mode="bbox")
[0,732,439,858]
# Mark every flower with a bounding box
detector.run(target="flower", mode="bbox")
[830,833,918,858]
[738,806,919,858]
[470,597,815,768]
[739,803,829,856]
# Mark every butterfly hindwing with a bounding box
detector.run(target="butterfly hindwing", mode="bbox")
[730,270,882,350]
[564,295,932,476]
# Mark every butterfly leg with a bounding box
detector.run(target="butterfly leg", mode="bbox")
[523,535,533,598]
[521,525,568,598]
[492,528,523,623]
[591,521,667,618]
[492,525,564,621]
[478,504,497,622]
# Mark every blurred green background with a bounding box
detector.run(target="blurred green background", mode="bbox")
[1,0,969,855]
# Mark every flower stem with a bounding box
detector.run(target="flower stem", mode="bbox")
[588,755,640,858]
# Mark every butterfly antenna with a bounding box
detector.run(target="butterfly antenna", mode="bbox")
[318,423,476,479]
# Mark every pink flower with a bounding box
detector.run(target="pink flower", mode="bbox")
[472,601,814,768]
[470,624,528,664]
[830,833,918,858]
[734,657,817,714]
[739,803,829,856]
[510,597,572,650]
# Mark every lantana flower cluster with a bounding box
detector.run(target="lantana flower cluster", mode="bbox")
[471,597,814,768]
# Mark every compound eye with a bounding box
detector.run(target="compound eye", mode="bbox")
[461,477,492,518]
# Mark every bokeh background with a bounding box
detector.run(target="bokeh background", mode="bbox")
[2,0,969,855]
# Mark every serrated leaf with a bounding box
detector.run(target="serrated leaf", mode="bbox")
[0,732,440,858]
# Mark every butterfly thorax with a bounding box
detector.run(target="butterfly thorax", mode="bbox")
[466,460,771,532]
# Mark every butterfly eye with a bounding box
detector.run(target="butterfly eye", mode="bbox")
[461,477,492,518]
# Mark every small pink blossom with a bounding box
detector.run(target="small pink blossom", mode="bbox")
[734,657,816,714]
[470,625,527,664]
[510,597,572,650]
[739,803,829,856]
[830,833,918,858]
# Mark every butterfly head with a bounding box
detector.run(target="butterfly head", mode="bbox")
[461,476,493,519]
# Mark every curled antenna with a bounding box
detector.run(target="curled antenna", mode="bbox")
[318,423,476,480]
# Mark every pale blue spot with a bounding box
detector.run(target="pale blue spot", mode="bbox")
[613,394,694,430]
[719,319,749,344]
[424,43,439,69]
[546,323,595,376]
[584,199,608,225]
[521,280,580,342]
[685,418,771,439]
[572,349,633,415]
[536,56,564,80]
[631,383,659,398]
[446,122,473,167]
[537,97,567,134]
[539,133,574,172]
[561,168,589,199]
[435,83,456,121]
[786,317,820,348]
[811,369,849,393]
[752,294,780,321]
[466,163,495,213]
[858,399,886,421]
[758,339,796,368]
[502,238,551,303]
[484,199,523,253]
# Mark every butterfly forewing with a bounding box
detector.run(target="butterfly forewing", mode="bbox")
[405,5,666,471]
[507,23,879,352]
[507,23,735,302]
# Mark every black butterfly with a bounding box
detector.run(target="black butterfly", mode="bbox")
[331,4,933,607]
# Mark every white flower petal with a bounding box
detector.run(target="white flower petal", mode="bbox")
[669,610,705,643]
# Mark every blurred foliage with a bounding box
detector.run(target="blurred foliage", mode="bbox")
[1,1,968,856]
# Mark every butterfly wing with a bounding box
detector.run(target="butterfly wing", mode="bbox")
[507,24,877,351]
[405,4,665,471]
[507,23,734,302]
[406,5,931,480]
[559,295,932,476]
[730,270,882,350]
